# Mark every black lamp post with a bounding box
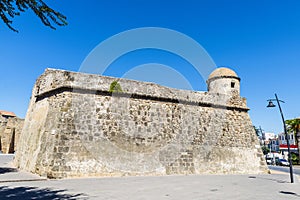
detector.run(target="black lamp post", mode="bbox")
[267,93,294,183]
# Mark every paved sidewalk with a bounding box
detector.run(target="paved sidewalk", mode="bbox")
[0,154,299,199]
[0,154,46,183]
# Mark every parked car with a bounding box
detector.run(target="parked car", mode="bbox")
[276,159,290,166]
[266,157,273,165]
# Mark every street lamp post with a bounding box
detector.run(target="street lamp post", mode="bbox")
[267,93,294,183]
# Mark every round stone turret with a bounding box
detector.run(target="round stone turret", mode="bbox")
[207,67,241,96]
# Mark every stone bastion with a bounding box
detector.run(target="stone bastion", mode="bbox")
[14,67,267,178]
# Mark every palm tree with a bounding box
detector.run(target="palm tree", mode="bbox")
[285,118,300,164]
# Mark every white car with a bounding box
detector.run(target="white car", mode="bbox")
[266,157,272,165]
[276,159,290,166]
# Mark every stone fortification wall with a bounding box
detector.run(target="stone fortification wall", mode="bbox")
[15,68,267,178]
[0,116,24,153]
[0,115,6,139]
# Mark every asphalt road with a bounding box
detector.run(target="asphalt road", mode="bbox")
[269,165,300,175]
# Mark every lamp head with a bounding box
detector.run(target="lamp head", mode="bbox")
[267,100,276,108]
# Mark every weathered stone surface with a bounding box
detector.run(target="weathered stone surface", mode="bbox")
[14,68,268,178]
[0,115,24,154]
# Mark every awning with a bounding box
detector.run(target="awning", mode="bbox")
[279,144,298,150]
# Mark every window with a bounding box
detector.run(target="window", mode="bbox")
[231,82,235,88]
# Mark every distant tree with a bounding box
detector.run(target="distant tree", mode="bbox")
[0,0,67,32]
[291,152,299,165]
[285,118,300,164]
[253,126,260,137]
[261,146,270,155]
[286,118,300,135]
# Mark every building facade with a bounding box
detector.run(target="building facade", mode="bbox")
[278,132,298,154]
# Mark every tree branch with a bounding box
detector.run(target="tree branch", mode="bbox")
[0,0,67,32]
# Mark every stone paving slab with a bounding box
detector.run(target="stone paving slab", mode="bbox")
[1,154,300,199]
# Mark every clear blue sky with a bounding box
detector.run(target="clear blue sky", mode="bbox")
[1,0,299,134]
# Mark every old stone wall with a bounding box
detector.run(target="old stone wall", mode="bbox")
[14,68,267,178]
[0,115,6,140]
[0,116,24,153]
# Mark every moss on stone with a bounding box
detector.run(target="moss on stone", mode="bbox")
[109,81,123,93]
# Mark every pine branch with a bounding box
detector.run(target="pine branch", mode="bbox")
[0,0,67,32]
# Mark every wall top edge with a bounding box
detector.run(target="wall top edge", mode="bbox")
[34,68,249,110]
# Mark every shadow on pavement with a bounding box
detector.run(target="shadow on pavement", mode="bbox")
[279,191,300,197]
[0,186,88,199]
[0,167,18,174]
[248,176,289,183]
